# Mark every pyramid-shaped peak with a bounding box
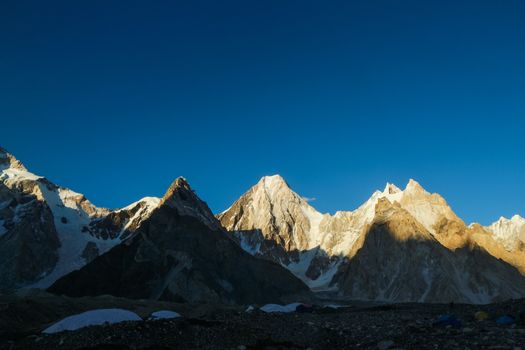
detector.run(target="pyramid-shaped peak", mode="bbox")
[255,174,293,196]
[260,174,288,186]
[172,176,191,190]
[0,146,27,171]
[161,177,194,203]
[160,176,219,229]
[405,179,427,193]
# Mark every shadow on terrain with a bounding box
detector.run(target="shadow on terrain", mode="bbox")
[228,223,525,304]
[47,204,310,305]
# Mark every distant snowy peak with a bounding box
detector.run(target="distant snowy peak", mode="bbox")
[248,174,311,210]
[486,215,525,251]
[374,179,463,240]
[0,146,160,290]
[218,174,323,256]
[258,174,295,199]
[0,147,27,172]
[219,176,472,292]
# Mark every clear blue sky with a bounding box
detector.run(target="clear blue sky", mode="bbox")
[1,0,524,224]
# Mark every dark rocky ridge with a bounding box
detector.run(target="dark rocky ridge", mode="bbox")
[48,178,310,305]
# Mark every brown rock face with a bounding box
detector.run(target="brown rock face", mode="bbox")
[219,175,525,303]
[218,175,332,284]
[48,178,310,305]
[333,200,525,303]
[218,175,319,255]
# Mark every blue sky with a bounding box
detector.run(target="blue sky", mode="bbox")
[1,0,524,224]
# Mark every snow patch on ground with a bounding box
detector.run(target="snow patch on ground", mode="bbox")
[245,305,255,312]
[260,303,303,313]
[42,309,142,334]
[149,311,182,320]
[323,304,348,309]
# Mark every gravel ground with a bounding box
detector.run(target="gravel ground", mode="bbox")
[2,298,525,349]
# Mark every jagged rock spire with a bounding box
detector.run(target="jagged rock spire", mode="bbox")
[160,177,219,229]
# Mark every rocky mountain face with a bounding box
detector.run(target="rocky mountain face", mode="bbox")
[333,199,525,303]
[485,215,525,252]
[0,147,159,291]
[3,145,525,305]
[219,175,525,303]
[218,175,325,266]
[48,178,309,305]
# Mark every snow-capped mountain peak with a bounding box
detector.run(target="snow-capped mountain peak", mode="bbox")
[486,215,525,251]
[405,178,427,193]
[0,147,160,290]
[254,174,296,200]
[220,176,476,294]
[0,147,27,172]
[218,174,324,262]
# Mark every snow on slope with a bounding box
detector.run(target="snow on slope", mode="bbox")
[30,185,113,288]
[31,187,161,288]
[220,175,524,300]
[0,147,161,289]
[260,303,303,313]
[43,309,142,334]
[486,215,525,251]
[149,311,182,320]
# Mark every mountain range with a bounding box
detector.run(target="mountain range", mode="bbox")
[1,147,525,304]
[219,175,525,303]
